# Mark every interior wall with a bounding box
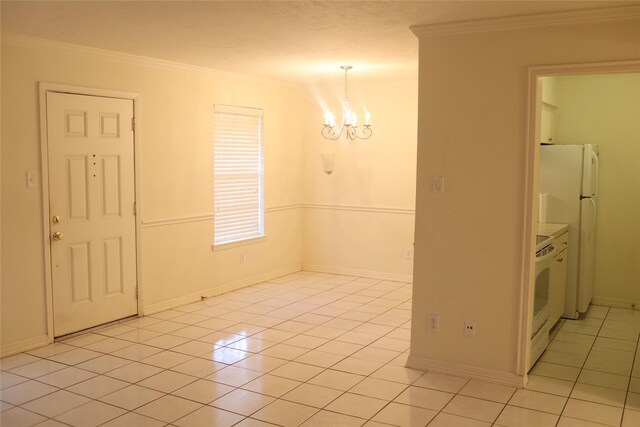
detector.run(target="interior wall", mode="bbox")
[410,16,640,381]
[0,35,305,354]
[552,73,640,305]
[301,79,418,281]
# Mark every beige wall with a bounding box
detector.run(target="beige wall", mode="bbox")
[552,73,640,305]
[1,36,305,354]
[301,80,418,281]
[410,17,640,382]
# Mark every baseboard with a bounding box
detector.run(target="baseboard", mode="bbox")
[142,264,302,315]
[591,296,640,310]
[406,354,527,388]
[302,263,413,283]
[1,334,51,358]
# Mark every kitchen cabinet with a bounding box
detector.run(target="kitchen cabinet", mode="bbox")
[549,232,569,327]
[540,102,558,144]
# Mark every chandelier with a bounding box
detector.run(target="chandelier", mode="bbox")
[321,66,372,141]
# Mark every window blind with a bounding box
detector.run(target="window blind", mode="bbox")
[214,105,264,246]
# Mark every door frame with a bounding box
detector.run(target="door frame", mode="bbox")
[39,83,144,341]
[518,60,640,376]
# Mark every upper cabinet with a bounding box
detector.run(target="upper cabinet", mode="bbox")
[540,102,558,144]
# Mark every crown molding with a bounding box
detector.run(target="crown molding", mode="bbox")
[411,5,640,38]
[0,32,297,89]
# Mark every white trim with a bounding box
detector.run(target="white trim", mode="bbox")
[141,202,414,229]
[38,83,142,341]
[212,236,267,252]
[411,5,640,38]
[302,264,412,283]
[303,203,415,215]
[142,264,301,315]
[406,355,527,388]
[1,334,50,358]
[592,297,640,310]
[520,60,640,378]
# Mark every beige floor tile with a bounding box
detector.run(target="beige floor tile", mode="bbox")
[370,364,424,385]
[234,354,288,373]
[525,374,574,397]
[459,379,517,404]
[108,343,162,361]
[170,357,224,377]
[171,378,235,404]
[137,370,197,393]
[209,347,250,364]
[562,398,623,426]
[281,383,342,408]
[571,382,626,407]
[139,350,193,368]
[540,349,588,367]
[351,346,400,363]
[252,399,318,427]
[75,355,132,374]
[8,359,67,379]
[332,357,383,376]
[350,377,407,401]
[171,340,216,357]
[509,389,567,414]
[134,394,202,423]
[0,353,41,371]
[578,369,631,391]
[99,384,164,410]
[594,337,637,352]
[0,380,58,405]
[212,388,275,416]
[530,361,581,382]
[300,409,366,426]
[242,374,302,397]
[22,390,91,417]
[557,416,611,426]
[209,365,263,387]
[372,402,437,426]
[394,385,454,411]
[442,395,504,423]
[0,407,47,427]
[269,361,324,382]
[316,340,363,356]
[0,371,29,389]
[169,325,213,340]
[173,405,244,427]
[66,375,129,399]
[413,371,469,393]
[100,411,166,427]
[260,343,309,360]
[622,408,640,427]
[55,400,126,427]
[308,369,365,390]
[84,338,135,354]
[104,361,163,383]
[35,366,97,388]
[47,348,102,365]
[35,419,75,427]
[234,417,280,426]
[495,405,559,427]
[427,412,492,427]
[326,392,388,419]
[295,349,345,367]
[553,332,596,346]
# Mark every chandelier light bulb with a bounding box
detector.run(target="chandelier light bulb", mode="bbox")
[321,65,372,141]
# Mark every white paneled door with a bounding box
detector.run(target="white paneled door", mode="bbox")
[47,92,137,337]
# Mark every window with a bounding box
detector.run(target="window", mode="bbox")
[213,104,264,246]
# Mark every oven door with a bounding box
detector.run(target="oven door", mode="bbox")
[533,244,555,337]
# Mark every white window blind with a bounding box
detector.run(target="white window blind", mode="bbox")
[214,104,264,246]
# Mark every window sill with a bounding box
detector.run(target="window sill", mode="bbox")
[211,235,266,252]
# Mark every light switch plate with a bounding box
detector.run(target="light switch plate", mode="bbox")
[27,171,38,188]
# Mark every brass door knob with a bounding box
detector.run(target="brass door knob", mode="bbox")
[52,231,64,241]
[52,215,61,224]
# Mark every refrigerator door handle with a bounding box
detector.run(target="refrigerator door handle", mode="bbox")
[589,197,597,227]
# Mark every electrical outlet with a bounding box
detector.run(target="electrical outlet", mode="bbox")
[240,253,245,264]
[427,314,439,333]
[464,320,476,338]
[26,171,38,188]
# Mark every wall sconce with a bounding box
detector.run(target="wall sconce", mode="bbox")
[321,153,335,175]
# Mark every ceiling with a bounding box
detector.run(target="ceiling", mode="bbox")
[1,1,634,84]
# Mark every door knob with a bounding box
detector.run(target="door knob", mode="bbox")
[52,215,61,224]
[52,231,64,241]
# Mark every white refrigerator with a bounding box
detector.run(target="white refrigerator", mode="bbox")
[539,144,599,319]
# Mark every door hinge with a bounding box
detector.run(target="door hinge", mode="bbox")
[133,202,137,215]
[135,286,139,298]
[131,117,136,131]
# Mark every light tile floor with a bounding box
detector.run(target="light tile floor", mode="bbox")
[1,272,639,426]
